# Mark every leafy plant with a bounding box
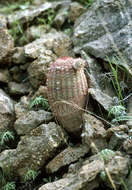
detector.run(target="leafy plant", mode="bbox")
[108,105,126,118]
[0,1,30,14]
[43,176,52,183]
[2,182,16,190]
[30,96,50,111]
[64,28,73,35]
[112,115,132,124]
[106,56,124,103]
[1,131,15,146]
[9,18,27,46]
[24,170,39,182]
[100,170,106,181]
[37,8,55,30]
[0,152,14,189]
[3,1,31,46]
[75,0,94,8]
[108,105,132,124]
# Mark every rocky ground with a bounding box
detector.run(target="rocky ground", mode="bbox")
[0,0,132,189]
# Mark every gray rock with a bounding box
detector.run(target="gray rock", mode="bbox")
[69,2,86,22]
[32,85,48,100]
[27,51,56,88]
[126,96,132,127]
[40,159,101,190]
[24,33,57,59]
[46,144,89,174]
[39,150,129,190]
[14,110,53,135]
[0,69,11,84]
[25,25,47,41]
[54,4,70,28]
[67,160,84,175]
[109,132,129,150]
[0,28,14,63]
[82,113,107,153]
[0,15,7,29]
[14,96,30,119]
[0,122,68,181]
[52,32,73,57]
[99,151,129,188]
[106,125,129,150]
[123,139,132,154]
[8,82,30,95]
[24,31,72,59]
[0,89,14,129]
[9,65,27,82]
[81,51,115,111]
[89,88,114,111]
[73,0,132,76]
[107,125,129,138]
[39,177,99,190]
[20,63,29,71]
[7,1,69,28]
[9,66,19,74]
[0,89,15,141]
[12,47,26,64]
[82,52,115,96]
[7,2,52,27]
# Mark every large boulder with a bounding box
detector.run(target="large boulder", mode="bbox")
[73,0,132,76]
[27,51,56,88]
[46,144,89,174]
[24,31,73,59]
[0,122,68,181]
[0,26,14,63]
[82,113,107,153]
[39,151,129,190]
[14,110,53,135]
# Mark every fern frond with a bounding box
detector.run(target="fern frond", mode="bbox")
[1,131,14,146]
[30,96,50,110]
[2,182,16,190]
[24,170,39,182]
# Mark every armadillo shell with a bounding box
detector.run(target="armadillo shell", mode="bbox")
[47,57,88,137]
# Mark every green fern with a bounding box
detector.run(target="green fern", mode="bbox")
[30,96,50,111]
[0,1,30,14]
[37,8,55,30]
[112,115,132,123]
[1,131,14,146]
[100,170,106,181]
[2,182,16,190]
[108,105,126,118]
[24,170,39,182]
[108,105,132,124]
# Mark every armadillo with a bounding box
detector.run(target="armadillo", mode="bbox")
[47,57,88,137]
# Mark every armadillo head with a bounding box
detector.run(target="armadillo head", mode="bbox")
[72,58,85,70]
